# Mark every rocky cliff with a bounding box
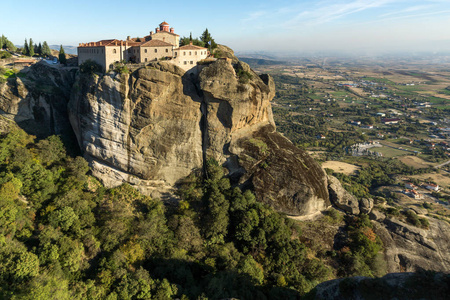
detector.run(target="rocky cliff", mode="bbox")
[68,47,331,215]
[0,62,77,139]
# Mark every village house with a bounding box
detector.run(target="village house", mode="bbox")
[405,182,417,190]
[425,183,439,192]
[381,118,401,125]
[404,189,422,199]
[77,22,208,72]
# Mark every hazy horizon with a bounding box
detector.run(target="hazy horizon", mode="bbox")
[2,0,450,55]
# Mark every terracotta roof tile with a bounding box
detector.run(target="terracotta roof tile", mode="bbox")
[140,40,174,47]
[160,21,169,25]
[174,44,207,50]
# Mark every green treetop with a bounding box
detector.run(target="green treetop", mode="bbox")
[58,45,66,65]
[28,39,34,57]
[37,42,42,56]
[42,41,51,57]
[23,39,29,56]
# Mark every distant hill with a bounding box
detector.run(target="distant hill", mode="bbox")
[238,57,285,66]
[49,45,77,55]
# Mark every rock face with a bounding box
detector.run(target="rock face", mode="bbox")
[0,62,77,139]
[69,63,203,197]
[68,49,331,215]
[373,215,450,273]
[328,175,360,214]
[327,175,374,215]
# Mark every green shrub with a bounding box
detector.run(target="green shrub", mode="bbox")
[237,69,252,84]
[79,59,102,74]
[0,51,12,59]
[113,62,129,74]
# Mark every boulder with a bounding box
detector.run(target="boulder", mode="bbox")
[369,209,385,221]
[327,175,360,214]
[359,197,374,214]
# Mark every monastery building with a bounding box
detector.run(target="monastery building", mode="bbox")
[78,22,208,72]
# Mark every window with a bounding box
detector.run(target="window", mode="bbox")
[128,49,131,53]
[183,52,186,56]
[184,61,187,65]
[154,49,157,53]
[145,58,148,62]
[113,49,116,54]
[190,61,193,64]
[195,51,197,55]
[165,48,168,53]
[145,49,147,53]
[189,51,191,55]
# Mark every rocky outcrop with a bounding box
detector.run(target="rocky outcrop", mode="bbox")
[359,198,373,214]
[228,124,330,216]
[309,272,450,300]
[0,61,77,139]
[328,175,360,214]
[373,216,450,273]
[69,62,203,198]
[68,49,331,216]
[327,176,373,215]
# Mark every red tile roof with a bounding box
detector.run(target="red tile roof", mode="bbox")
[78,39,141,47]
[160,21,169,26]
[140,39,174,47]
[174,44,207,50]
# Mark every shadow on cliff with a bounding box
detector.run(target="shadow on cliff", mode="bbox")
[7,62,81,156]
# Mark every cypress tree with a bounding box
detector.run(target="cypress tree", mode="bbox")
[37,42,42,56]
[23,39,29,56]
[42,41,51,57]
[29,38,34,56]
[0,35,4,50]
[58,45,66,65]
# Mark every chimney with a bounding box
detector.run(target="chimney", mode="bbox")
[189,41,193,46]
[170,27,174,33]
[150,31,153,35]
[100,42,102,46]
[79,43,81,46]
[156,28,160,32]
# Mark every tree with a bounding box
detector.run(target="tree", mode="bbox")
[58,45,66,65]
[0,35,3,49]
[201,28,217,50]
[37,42,42,56]
[23,38,29,56]
[5,38,16,52]
[42,41,51,57]
[28,38,35,57]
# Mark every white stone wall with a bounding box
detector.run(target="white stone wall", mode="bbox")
[172,48,207,71]
[139,46,174,63]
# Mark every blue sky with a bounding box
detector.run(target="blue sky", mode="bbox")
[2,0,450,53]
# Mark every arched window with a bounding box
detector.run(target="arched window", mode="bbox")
[113,49,117,54]
[154,49,157,53]
[189,51,191,55]
[183,51,186,56]
[165,48,168,53]
[195,51,197,55]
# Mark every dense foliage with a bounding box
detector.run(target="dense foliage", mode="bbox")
[0,127,335,299]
